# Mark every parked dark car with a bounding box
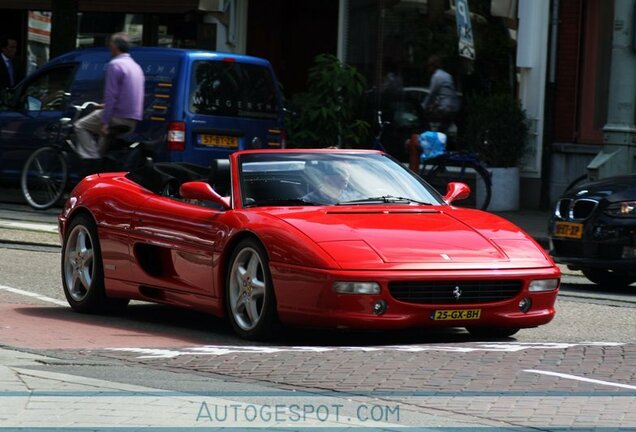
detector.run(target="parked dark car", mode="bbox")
[549,175,636,287]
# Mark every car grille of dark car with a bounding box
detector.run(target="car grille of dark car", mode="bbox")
[556,199,571,219]
[388,280,523,304]
[555,198,598,220]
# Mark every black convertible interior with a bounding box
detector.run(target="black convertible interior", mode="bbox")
[126,159,231,199]
[126,158,314,207]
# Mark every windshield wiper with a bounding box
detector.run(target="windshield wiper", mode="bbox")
[244,198,321,208]
[337,195,432,205]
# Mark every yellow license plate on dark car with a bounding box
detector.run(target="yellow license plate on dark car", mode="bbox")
[198,134,238,148]
[553,221,583,239]
[431,309,481,321]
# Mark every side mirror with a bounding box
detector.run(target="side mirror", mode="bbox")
[443,182,470,205]
[179,181,230,210]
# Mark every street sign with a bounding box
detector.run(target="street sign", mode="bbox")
[455,0,475,60]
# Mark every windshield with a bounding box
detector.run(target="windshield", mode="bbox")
[238,152,444,207]
[189,60,279,119]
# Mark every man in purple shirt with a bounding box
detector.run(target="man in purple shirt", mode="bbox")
[75,32,145,162]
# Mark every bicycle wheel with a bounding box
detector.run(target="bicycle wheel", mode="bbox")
[424,160,492,210]
[21,146,68,210]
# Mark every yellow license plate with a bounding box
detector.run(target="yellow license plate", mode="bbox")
[431,309,481,321]
[553,221,583,239]
[198,134,238,148]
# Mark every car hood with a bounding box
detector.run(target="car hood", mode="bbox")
[265,206,552,270]
[567,175,636,202]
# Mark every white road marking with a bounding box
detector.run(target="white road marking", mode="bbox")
[0,219,58,233]
[108,342,625,359]
[524,369,636,390]
[0,284,67,307]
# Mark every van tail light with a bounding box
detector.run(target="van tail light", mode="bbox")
[167,122,186,151]
[281,129,287,149]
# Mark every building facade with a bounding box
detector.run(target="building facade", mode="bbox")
[548,0,614,203]
[4,0,597,209]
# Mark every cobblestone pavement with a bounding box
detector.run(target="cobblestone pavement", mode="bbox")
[88,341,636,429]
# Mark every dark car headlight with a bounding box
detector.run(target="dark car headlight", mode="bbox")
[605,201,636,217]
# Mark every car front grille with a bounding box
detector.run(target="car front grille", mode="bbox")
[571,199,598,220]
[555,198,598,220]
[388,280,523,305]
[556,199,571,219]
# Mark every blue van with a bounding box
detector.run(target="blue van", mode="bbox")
[0,47,285,181]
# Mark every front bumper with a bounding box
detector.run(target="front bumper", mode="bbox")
[270,264,560,330]
[549,216,636,271]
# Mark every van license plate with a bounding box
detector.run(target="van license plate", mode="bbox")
[431,309,481,321]
[553,221,583,239]
[198,134,238,148]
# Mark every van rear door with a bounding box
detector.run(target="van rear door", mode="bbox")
[177,58,283,164]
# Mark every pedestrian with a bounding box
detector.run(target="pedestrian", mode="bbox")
[0,36,18,89]
[74,32,145,168]
[420,54,460,134]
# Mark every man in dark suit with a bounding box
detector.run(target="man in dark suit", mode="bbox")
[0,36,18,89]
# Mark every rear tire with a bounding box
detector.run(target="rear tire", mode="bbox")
[21,146,68,210]
[581,268,636,287]
[61,214,129,313]
[466,326,520,339]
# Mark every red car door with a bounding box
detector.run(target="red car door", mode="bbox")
[128,196,229,299]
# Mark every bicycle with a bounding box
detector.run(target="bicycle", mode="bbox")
[21,102,153,210]
[420,150,492,210]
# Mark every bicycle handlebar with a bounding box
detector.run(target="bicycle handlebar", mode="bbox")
[70,101,101,112]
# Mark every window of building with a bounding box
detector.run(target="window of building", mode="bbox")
[77,12,144,48]
[341,1,516,157]
[27,11,52,75]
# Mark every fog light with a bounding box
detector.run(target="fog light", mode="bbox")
[528,279,559,292]
[333,282,381,295]
[518,297,532,313]
[622,246,636,259]
[373,300,387,315]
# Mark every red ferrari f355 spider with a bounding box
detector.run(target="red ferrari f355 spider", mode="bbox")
[59,149,560,339]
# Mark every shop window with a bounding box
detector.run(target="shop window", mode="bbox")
[77,12,143,48]
[27,11,52,75]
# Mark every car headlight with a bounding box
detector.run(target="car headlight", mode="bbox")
[605,201,636,217]
[528,279,559,292]
[333,282,381,295]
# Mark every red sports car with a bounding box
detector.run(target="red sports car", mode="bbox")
[59,149,560,340]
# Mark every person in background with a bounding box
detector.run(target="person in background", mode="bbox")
[74,32,145,170]
[0,36,18,89]
[420,54,460,134]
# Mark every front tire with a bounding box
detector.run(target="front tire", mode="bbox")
[61,214,128,313]
[225,239,277,340]
[581,268,636,287]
